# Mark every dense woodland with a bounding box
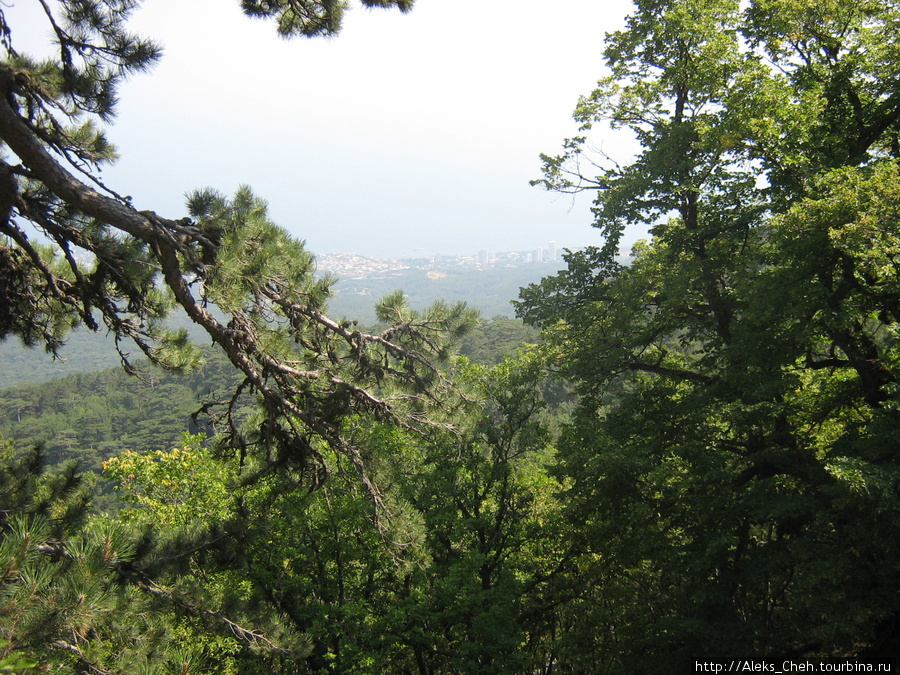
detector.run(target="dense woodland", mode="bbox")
[0,318,540,480]
[3,0,900,672]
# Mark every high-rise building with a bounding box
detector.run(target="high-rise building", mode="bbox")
[548,240,557,263]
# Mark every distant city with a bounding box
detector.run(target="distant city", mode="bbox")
[318,241,565,280]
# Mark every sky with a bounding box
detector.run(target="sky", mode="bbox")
[12,0,642,259]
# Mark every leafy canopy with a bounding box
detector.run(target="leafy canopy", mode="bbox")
[519,0,900,664]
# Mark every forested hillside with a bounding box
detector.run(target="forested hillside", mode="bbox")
[0,349,243,474]
[0,318,539,476]
[3,0,900,673]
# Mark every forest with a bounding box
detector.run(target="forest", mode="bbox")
[2,0,900,673]
[0,317,541,482]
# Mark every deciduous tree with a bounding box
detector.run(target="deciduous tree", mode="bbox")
[519,0,900,665]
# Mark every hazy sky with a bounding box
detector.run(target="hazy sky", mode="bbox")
[14,0,642,259]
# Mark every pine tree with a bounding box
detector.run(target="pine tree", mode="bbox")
[0,440,157,672]
[0,0,476,490]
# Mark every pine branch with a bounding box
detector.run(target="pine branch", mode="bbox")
[125,569,290,653]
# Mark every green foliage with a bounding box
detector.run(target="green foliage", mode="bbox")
[1,0,473,498]
[459,316,541,366]
[0,3,538,669]
[520,0,900,666]
[0,643,36,672]
[0,437,170,673]
[14,0,900,669]
[89,349,570,673]
[240,0,413,38]
[0,1,597,672]
[0,274,557,389]
[396,351,568,673]
[0,437,93,538]
[104,435,236,525]
[0,348,245,489]
[0,431,332,673]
